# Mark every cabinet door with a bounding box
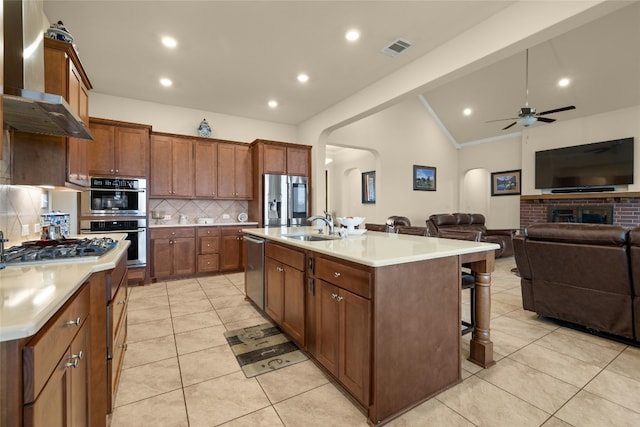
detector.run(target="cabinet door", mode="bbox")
[234,145,252,199]
[264,257,284,323]
[88,123,116,176]
[151,238,172,278]
[286,146,309,177]
[338,289,370,405]
[115,127,148,177]
[195,140,217,197]
[70,321,90,427]
[172,237,196,276]
[220,234,241,271]
[315,280,339,375]
[216,144,236,198]
[282,264,305,346]
[172,137,194,197]
[263,144,286,174]
[23,351,70,427]
[150,135,174,197]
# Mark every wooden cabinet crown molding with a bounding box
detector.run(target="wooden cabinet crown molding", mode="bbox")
[44,38,93,90]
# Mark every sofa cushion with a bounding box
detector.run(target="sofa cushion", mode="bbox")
[525,223,628,246]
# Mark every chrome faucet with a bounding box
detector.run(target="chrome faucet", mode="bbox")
[308,211,335,235]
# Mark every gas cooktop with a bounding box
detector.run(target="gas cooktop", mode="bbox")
[3,237,118,266]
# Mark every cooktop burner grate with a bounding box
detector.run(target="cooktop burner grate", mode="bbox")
[3,237,117,265]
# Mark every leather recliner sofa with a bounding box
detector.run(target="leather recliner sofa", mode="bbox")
[426,213,515,258]
[514,223,639,341]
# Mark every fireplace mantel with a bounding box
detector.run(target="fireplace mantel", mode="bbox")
[521,191,640,202]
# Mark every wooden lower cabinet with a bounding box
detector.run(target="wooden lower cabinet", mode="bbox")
[315,280,370,405]
[197,227,221,273]
[264,242,305,346]
[150,228,196,279]
[220,226,254,271]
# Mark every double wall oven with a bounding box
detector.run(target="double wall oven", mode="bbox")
[80,177,147,268]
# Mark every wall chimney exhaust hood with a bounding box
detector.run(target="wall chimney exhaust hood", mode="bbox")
[3,88,94,140]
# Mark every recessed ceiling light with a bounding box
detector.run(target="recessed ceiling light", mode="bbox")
[345,30,360,42]
[268,100,278,108]
[297,73,309,83]
[160,78,173,87]
[161,36,177,48]
[463,108,472,116]
[558,78,570,87]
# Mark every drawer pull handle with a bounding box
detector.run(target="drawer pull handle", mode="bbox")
[334,272,341,278]
[276,267,284,272]
[336,296,344,302]
[70,350,84,360]
[64,317,81,326]
[65,358,79,369]
[331,293,338,299]
[119,343,128,350]
[117,299,127,305]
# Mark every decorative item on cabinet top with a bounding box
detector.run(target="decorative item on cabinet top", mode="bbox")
[45,20,74,43]
[198,119,212,138]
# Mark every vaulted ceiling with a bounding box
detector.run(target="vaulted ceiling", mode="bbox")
[44,1,640,144]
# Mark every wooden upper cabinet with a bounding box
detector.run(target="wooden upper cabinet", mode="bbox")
[150,134,194,198]
[194,140,218,197]
[87,119,150,178]
[260,141,310,177]
[217,143,252,199]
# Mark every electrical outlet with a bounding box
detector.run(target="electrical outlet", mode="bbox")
[34,223,42,233]
[163,214,172,220]
[21,224,30,236]
[222,214,230,219]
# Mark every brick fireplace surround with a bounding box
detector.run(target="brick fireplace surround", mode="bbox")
[520,192,640,229]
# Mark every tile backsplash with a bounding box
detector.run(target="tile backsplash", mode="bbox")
[0,185,47,245]
[149,199,249,225]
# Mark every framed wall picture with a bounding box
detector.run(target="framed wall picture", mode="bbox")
[491,169,521,196]
[362,171,376,203]
[413,165,436,191]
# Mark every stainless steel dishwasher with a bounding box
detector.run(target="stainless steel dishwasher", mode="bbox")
[244,235,265,310]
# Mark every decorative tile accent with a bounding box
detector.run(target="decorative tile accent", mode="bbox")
[149,198,248,225]
[0,185,47,245]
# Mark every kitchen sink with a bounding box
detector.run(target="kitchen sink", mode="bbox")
[281,233,338,241]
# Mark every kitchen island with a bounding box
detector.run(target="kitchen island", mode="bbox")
[0,236,130,427]
[243,226,499,426]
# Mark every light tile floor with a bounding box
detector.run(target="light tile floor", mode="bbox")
[109,257,640,427]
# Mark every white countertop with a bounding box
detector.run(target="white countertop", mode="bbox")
[243,227,500,267]
[150,222,258,228]
[0,235,130,342]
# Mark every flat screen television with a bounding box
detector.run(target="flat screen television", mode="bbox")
[535,137,634,190]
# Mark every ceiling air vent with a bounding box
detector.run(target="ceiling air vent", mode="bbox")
[381,38,412,57]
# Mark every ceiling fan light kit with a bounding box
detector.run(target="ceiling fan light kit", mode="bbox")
[488,49,576,130]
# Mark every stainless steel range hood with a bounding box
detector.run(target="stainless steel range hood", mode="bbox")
[3,88,94,140]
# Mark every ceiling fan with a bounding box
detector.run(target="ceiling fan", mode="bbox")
[487,49,576,130]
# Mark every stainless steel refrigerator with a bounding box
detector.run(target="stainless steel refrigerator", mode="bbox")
[263,174,309,226]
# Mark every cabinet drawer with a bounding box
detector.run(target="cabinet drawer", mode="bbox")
[111,282,128,342]
[23,285,90,403]
[108,254,127,301]
[198,254,220,272]
[108,313,127,413]
[197,227,221,237]
[150,227,195,239]
[200,236,220,253]
[315,258,371,299]
[266,242,305,271]
[221,226,245,236]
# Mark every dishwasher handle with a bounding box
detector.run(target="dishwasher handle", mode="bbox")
[243,235,265,244]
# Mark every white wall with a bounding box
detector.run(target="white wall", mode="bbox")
[326,97,458,226]
[89,93,298,144]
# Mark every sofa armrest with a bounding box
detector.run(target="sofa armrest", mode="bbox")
[485,229,516,257]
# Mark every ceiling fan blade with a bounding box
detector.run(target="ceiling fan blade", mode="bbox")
[537,117,556,123]
[502,122,517,130]
[486,117,519,123]
[537,105,576,116]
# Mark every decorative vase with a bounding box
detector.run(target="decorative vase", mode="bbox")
[198,118,212,138]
